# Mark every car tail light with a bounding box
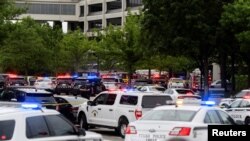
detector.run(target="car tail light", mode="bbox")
[178,96,184,99]
[135,109,142,120]
[1,135,6,140]
[169,127,191,136]
[125,126,137,134]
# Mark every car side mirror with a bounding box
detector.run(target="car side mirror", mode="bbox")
[87,101,96,106]
[78,128,86,136]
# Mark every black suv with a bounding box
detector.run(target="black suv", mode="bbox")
[54,77,73,95]
[0,86,57,109]
[72,77,105,99]
[5,75,28,87]
[0,75,5,91]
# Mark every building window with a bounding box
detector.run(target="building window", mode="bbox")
[107,17,122,26]
[89,4,102,13]
[88,20,102,31]
[80,6,84,17]
[126,0,143,8]
[107,0,122,11]
[15,3,75,15]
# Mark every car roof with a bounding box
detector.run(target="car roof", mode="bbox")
[54,95,88,101]
[0,106,58,116]
[241,89,250,92]
[15,88,52,94]
[153,105,215,111]
[99,90,169,96]
[168,88,192,90]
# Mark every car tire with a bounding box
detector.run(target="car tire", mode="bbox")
[116,117,128,138]
[79,113,88,130]
[245,117,250,125]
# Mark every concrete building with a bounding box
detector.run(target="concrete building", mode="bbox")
[15,0,143,33]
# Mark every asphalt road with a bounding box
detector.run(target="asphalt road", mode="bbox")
[89,128,124,141]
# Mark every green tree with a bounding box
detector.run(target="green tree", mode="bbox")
[221,0,250,86]
[60,30,92,72]
[100,13,143,86]
[37,24,64,74]
[0,0,24,48]
[0,17,50,75]
[142,0,232,99]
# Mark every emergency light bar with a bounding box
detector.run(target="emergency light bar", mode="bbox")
[175,99,215,107]
[0,102,42,110]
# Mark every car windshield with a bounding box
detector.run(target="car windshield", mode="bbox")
[37,79,51,82]
[150,87,166,92]
[74,79,88,84]
[171,79,183,83]
[176,89,194,95]
[57,78,72,84]
[141,96,172,108]
[102,78,117,82]
[235,91,250,98]
[25,94,56,103]
[9,78,25,82]
[141,110,196,122]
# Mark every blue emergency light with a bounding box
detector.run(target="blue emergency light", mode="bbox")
[201,101,216,106]
[21,103,40,109]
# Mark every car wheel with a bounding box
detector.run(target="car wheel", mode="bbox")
[116,117,128,138]
[245,117,250,125]
[80,113,88,130]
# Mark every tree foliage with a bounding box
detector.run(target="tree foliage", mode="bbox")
[221,0,250,86]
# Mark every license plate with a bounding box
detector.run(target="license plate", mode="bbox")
[138,134,166,141]
[146,139,157,141]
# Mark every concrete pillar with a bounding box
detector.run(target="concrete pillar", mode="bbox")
[102,0,107,28]
[62,21,68,33]
[121,0,127,26]
[48,21,54,28]
[84,0,89,32]
[212,63,221,81]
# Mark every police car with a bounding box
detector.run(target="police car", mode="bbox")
[54,75,73,95]
[219,89,250,108]
[101,75,125,90]
[224,98,250,125]
[0,102,103,141]
[77,90,173,138]
[125,100,237,141]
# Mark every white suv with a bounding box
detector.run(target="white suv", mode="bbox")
[0,103,102,141]
[77,90,173,138]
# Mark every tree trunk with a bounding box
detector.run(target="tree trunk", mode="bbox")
[148,68,151,79]
[128,65,133,88]
[203,59,209,101]
[169,68,173,78]
[231,53,236,92]
[247,62,250,87]
[220,53,228,97]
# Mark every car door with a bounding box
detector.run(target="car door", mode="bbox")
[225,100,242,121]
[87,94,108,125]
[100,94,117,127]
[238,100,250,121]
[54,97,74,122]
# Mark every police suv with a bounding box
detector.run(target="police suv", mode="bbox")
[0,102,103,141]
[77,90,173,138]
[125,100,238,141]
